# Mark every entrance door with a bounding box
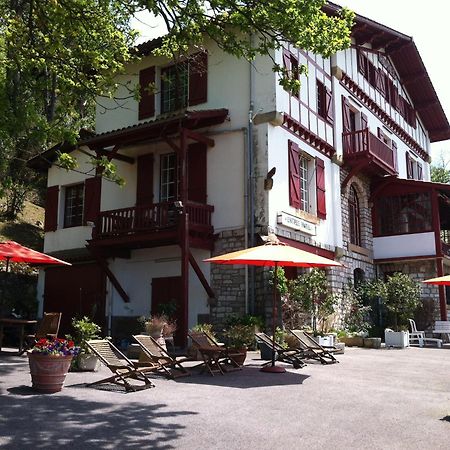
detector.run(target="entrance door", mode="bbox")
[151,276,185,346]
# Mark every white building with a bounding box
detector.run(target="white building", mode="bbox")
[29,4,450,344]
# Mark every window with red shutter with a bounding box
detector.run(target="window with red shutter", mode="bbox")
[417,163,423,181]
[188,51,208,106]
[84,177,102,224]
[325,86,334,124]
[288,140,301,209]
[316,157,326,219]
[64,184,84,228]
[44,185,59,232]
[138,66,155,120]
[406,152,413,179]
[136,153,154,205]
[342,96,351,134]
[187,143,207,203]
[358,51,368,77]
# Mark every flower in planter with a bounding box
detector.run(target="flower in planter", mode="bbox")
[31,338,80,357]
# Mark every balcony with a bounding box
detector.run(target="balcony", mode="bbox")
[342,128,398,178]
[90,201,214,251]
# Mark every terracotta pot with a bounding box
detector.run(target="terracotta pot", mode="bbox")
[28,353,73,393]
[230,348,247,366]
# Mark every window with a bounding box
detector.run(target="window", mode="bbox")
[161,64,188,113]
[64,184,84,228]
[317,81,325,119]
[160,153,177,202]
[299,155,310,212]
[377,192,432,235]
[406,152,423,180]
[316,79,333,123]
[349,185,361,246]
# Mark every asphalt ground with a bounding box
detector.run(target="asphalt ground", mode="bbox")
[1,346,449,449]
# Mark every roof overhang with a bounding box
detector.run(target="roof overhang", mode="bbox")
[325,2,450,143]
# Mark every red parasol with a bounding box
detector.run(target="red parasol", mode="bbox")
[205,236,342,373]
[0,241,71,272]
[423,275,450,286]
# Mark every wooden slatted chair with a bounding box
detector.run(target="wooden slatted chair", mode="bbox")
[20,312,62,355]
[188,331,241,376]
[255,332,307,369]
[289,329,339,364]
[133,334,191,379]
[86,339,157,392]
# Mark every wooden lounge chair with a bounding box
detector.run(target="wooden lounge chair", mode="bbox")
[255,332,306,369]
[20,312,62,355]
[86,339,157,392]
[188,331,241,376]
[289,329,339,364]
[132,334,191,379]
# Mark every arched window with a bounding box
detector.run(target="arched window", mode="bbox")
[349,185,361,246]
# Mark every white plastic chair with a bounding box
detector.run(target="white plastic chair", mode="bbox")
[408,319,424,347]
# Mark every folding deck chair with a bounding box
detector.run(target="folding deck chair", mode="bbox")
[289,329,339,364]
[20,312,62,355]
[255,332,306,369]
[133,334,191,379]
[86,339,157,392]
[188,331,241,376]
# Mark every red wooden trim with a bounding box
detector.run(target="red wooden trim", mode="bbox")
[188,251,215,298]
[189,51,208,106]
[184,129,214,147]
[84,177,102,225]
[138,66,155,120]
[180,212,189,348]
[136,154,154,206]
[298,49,332,80]
[44,185,59,232]
[277,235,336,260]
[282,114,335,158]
[315,157,326,219]
[288,140,301,209]
[340,73,429,162]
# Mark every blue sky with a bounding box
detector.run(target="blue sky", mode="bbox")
[131,1,449,165]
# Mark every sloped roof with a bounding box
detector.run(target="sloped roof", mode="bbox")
[325,2,450,143]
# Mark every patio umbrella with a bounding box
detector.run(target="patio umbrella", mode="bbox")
[0,241,71,272]
[204,236,342,373]
[423,275,450,286]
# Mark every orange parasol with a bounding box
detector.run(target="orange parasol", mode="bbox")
[205,236,342,373]
[423,275,450,286]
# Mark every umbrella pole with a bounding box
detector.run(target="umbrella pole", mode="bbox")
[261,261,286,373]
[5,257,11,272]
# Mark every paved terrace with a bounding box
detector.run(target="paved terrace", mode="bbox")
[0,346,450,449]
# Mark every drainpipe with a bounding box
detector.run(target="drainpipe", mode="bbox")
[248,36,256,315]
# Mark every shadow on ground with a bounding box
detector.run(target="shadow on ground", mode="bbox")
[0,390,196,449]
[179,365,310,389]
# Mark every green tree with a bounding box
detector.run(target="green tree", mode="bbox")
[0,0,354,218]
[430,156,450,183]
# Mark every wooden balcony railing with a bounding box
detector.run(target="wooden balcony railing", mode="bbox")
[342,128,398,175]
[95,201,214,239]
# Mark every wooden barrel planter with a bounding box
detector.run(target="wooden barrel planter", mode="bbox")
[28,353,73,393]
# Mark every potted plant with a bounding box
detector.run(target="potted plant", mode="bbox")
[71,316,102,371]
[142,314,177,350]
[382,273,420,348]
[189,323,217,359]
[28,338,80,393]
[223,323,255,366]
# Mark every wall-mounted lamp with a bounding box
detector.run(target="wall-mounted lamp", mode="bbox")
[174,200,184,209]
[264,167,276,190]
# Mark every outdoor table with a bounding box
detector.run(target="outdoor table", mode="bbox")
[0,318,37,353]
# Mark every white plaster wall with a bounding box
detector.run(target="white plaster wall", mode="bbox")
[266,125,339,248]
[373,232,436,259]
[106,246,210,329]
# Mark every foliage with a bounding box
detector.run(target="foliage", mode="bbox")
[71,316,102,354]
[430,156,450,183]
[269,266,289,297]
[339,283,372,335]
[225,314,264,330]
[0,271,38,318]
[381,273,421,331]
[142,314,177,337]
[287,268,336,335]
[191,322,217,341]
[31,338,80,357]
[223,324,255,349]
[274,326,289,349]
[0,0,353,218]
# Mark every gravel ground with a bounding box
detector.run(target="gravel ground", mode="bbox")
[1,346,450,449]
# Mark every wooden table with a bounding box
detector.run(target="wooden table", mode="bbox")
[0,318,37,353]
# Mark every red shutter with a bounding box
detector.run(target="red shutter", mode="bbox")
[44,185,59,232]
[391,141,398,171]
[83,177,102,224]
[360,113,368,130]
[136,153,154,205]
[358,51,367,77]
[325,86,334,124]
[288,140,301,209]
[188,52,208,106]
[417,163,423,181]
[139,66,155,120]
[342,96,351,133]
[406,152,412,179]
[283,49,291,71]
[316,157,326,219]
[187,143,207,203]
